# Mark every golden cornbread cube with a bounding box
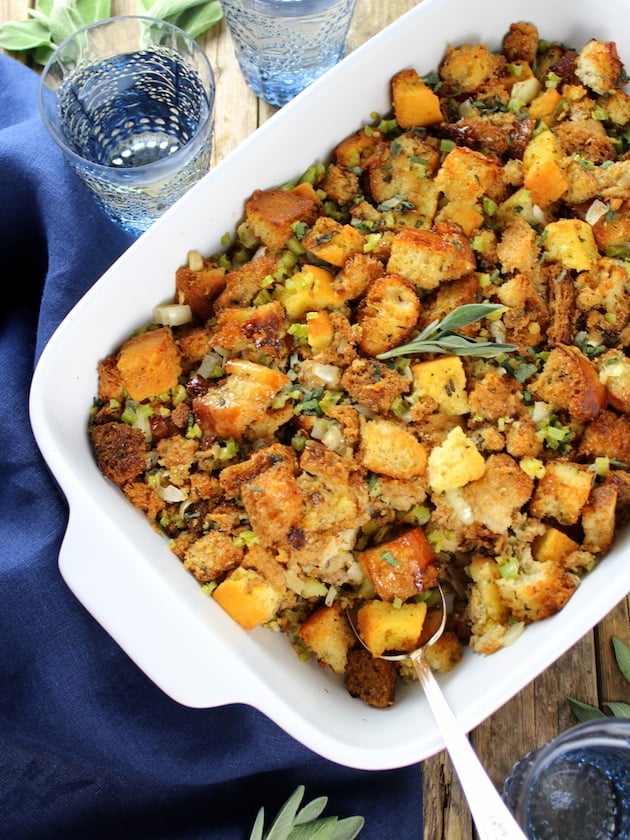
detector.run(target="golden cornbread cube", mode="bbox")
[527,87,563,123]
[306,310,334,353]
[357,527,438,602]
[391,68,443,128]
[301,217,364,267]
[359,417,427,480]
[357,274,420,357]
[357,600,428,657]
[193,359,291,439]
[116,327,183,402]
[427,426,486,492]
[333,126,382,169]
[543,219,599,271]
[297,603,355,674]
[244,187,319,250]
[386,223,476,291]
[213,567,282,631]
[276,265,343,319]
[523,129,569,208]
[412,356,469,416]
[529,460,594,526]
[532,526,580,565]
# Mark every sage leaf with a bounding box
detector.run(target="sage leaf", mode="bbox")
[295,796,328,825]
[169,2,223,38]
[436,302,507,333]
[0,19,52,51]
[613,636,630,683]
[145,0,212,20]
[264,786,305,840]
[249,809,265,840]
[566,696,607,722]
[603,701,630,718]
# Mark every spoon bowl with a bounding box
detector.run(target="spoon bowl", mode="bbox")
[347,584,528,840]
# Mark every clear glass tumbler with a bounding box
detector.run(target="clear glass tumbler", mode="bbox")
[503,718,630,840]
[38,16,215,234]
[221,0,357,106]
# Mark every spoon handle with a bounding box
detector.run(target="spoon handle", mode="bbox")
[412,650,528,840]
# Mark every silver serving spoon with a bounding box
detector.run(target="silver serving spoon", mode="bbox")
[348,586,528,840]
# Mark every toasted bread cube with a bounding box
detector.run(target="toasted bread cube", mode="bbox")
[357,527,437,602]
[523,130,569,208]
[532,526,580,565]
[427,426,486,492]
[357,600,428,656]
[116,327,182,401]
[439,43,500,94]
[301,217,364,267]
[387,223,476,291]
[183,530,244,583]
[581,482,618,554]
[213,567,282,630]
[193,359,291,439]
[244,187,319,250]
[392,68,443,128]
[529,460,594,525]
[412,356,469,416]
[298,603,355,674]
[543,219,599,271]
[530,344,606,422]
[576,39,625,95]
[360,417,428,480]
[175,264,226,322]
[344,647,397,708]
[598,350,630,413]
[276,265,343,319]
[463,454,534,534]
[357,275,420,357]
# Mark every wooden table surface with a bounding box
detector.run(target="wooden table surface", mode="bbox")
[3,1,629,837]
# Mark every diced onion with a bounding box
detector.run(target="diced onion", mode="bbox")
[156,484,187,503]
[585,199,609,227]
[187,251,204,271]
[509,76,541,107]
[309,362,340,387]
[153,303,193,326]
[445,488,474,525]
[501,622,526,647]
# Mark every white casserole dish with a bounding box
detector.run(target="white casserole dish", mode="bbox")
[30,0,630,770]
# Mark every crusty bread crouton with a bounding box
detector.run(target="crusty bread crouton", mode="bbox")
[391,68,443,128]
[598,350,630,413]
[529,344,606,422]
[412,356,469,416]
[340,358,410,415]
[243,187,319,250]
[575,39,626,95]
[439,42,502,94]
[435,147,505,235]
[575,258,630,342]
[90,422,147,486]
[318,163,360,205]
[333,253,385,302]
[467,368,525,422]
[423,631,463,672]
[214,253,279,310]
[463,454,534,534]
[529,460,594,525]
[357,528,437,602]
[210,301,289,365]
[175,262,225,322]
[502,21,539,65]
[298,603,356,674]
[495,553,579,622]
[581,482,618,554]
[344,647,397,708]
[97,355,124,402]
[356,274,420,356]
[357,600,428,656]
[183,530,244,583]
[213,566,283,630]
[579,410,630,465]
[387,223,476,291]
[427,425,486,492]
[359,417,428,480]
[116,327,182,402]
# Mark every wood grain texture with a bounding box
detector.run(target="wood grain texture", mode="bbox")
[1,2,629,838]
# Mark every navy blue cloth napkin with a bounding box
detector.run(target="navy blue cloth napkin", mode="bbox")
[0,54,424,839]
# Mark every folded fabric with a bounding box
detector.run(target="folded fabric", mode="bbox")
[0,54,424,839]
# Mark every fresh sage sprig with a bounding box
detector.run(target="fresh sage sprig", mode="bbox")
[567,637,630,721]
[0,0,223,65]
[377,303,517,360]
[249,785,364,840]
